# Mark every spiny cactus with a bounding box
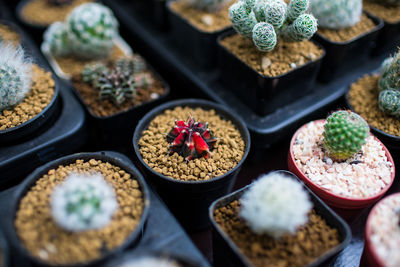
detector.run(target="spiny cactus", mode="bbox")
[116,55,146,74]
[51,172,118,232]
[166,116,217,161]
[379,89,400,118]
[240,172,312,238]
[183,0,229,12]
[0,44,32,111]
[81,62,107,85]
[46,0,73,6]
[310,0,362,29]
[323,110,369,161]
[43,22,70,57]
[379,51,400,92]
[229,0,317,52]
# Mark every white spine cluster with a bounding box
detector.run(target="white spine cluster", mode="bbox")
[240,172,312,238]
[51,172,118,232]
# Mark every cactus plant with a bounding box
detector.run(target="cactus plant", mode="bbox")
[43,22,71,57]
[323,110,370,161]
[379,51,400,92]
[46,0,73,6]
[0,44,32,111]
[183,0,230,12]
[51,172,118,232]
[81,62,107,86]
[166,116,217,161]
[229,0,317,52]
[240,172,312,238]
[116,56,146,74]
[310,0,362,29]
[379,89,400,118]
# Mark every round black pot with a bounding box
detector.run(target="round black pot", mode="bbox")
[133,99,251,232]
[209,170,352,267]
[7,151,151,267]
[0,229,9,267]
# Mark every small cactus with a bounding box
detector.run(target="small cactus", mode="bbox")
[183,0,229,12]
[323,110,370,161]
[310,0,362,29]
[240,172,312,238]
[379,51,400,92]
[51,172,118,232]
[116,55,146,74]
[46,0,73,6]
[229,0,317,52]
[378,89,400,118]
[81,62,107,86]
[0,44,32,111]
[43,22,70,57]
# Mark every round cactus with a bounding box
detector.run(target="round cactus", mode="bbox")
[287,0,309,22]
[310,0,362,29]
[379,89,400,118]
[241,0,256,12]
[183,0,229,11]
[263,0,287,28]
[66,3,119,59]
[283,13,318,41]
[252,22,277,52]
[51,172,118,232]
[43,22,70,57]
[0,44,32,111]
[229,1,258,38]
[81,62,107,86]
[323,110,370,161]
[379,52,400,92]
[380,56,394,75]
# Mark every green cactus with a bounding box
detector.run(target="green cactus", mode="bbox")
[378,89,400,118]
[43,22,70,57]
[379,52,400,92]
[229,0,317,52]
[323,110,370,161]
[0,44,32,111]
[81,62,107,86]
[116,56,146,74]
[184,0,229,11]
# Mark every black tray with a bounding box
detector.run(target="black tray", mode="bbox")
[0,152,210,267]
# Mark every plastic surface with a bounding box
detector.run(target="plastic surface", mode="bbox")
[315,13,383,83]
[209,170,352,267]
[287,119,396,210]
[133,99,251,231]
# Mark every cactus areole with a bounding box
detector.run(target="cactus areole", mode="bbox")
[167,117,217,161]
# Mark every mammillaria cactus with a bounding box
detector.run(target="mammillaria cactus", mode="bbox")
[379,51,400,92]
[379,89,400,118]
[240,172,312,238]
[46,0,73,6]
[183,0,229,11]
[51,173,118,232]
[0,44,32,111]
[229,0,317,52]
[323,110,370,161]
[43,22,70,57]
[167,116,217,161]
[310,0,362,29]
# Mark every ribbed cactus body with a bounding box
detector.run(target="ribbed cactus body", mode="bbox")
[283,14,318,42]
[229,1,258,38]
[184,0,229,11]
[43,22,70,57]
[379,52,400,92]
[323,110,369,161]
[379,89,400,118]
[81,62,107,85]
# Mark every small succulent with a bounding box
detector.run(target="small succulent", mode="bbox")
[229,0,318,52]
[0,44,32,111]
[240,172,312,238]
[43,22,70,57]
[378,89,400,118]
[166,116,217,161]
[51,172,118,232]
[310,0,362,29]
[81,62,107,85]
[116,55,146,74]
[183,0,229,12]
[46,0,73,6]
[323,110,369,161]
[379,51,400,92]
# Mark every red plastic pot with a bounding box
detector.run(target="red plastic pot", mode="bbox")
[288,119,396,211]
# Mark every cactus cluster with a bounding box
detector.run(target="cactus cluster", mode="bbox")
[378,52,400,118]
[0,44,32,111]
[51,172,118,232]
[46,0,73,6]
[183,0,229,12]
[240,172,312,238]
[323,110,369,161]
[229,0,318,52]
[43,3,119,59]
[310,0,362,29]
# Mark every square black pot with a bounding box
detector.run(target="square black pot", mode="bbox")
[217,30,325,116]
[314,13,383,83]
[209,170,352,267]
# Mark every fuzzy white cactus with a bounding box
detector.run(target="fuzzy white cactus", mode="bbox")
[240,172,312,238]
[43,22,70,57]
[51,172,118,232]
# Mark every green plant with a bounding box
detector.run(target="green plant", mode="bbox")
[0,44,32,111]
[229,0,317,52]
[323,110,369,161]
[81,62,107,85]
[379,51,400,92]
[183,0,229,11]
[310,0,362,29]
[43,22,70,57]
[378,89,400,118]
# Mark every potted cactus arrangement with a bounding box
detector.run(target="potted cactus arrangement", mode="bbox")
[218,0,325,115]
[309,0,383,82]
[210,171,351,267]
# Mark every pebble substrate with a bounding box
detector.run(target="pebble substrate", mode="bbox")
[363,0,400,24]
[138,106,245,181]
[14,159,144,265]
[293,120,393,199]
[0,24,20,46]
[214,200,340,267]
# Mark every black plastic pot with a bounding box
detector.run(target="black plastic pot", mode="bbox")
[7,151,151,267]
[209,170,352,267]
[217,30,325,116]
[0,230,9,267]
[314,13,383,83]
[167,1,232,69]
[133,99,251,232]
[16,0,49,43]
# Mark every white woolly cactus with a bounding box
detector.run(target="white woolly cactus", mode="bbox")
[51,173,118,232]
[0,44,32,111]
[310,0,362,29]
[183,0,230,12]
[239,172,312,238]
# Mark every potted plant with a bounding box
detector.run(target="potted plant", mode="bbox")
[362,192,400,267]
[309,0,383,82]
[167,0,234,67]
[218,0,325,116]
[133,99,250,231]
[288,110,395,220]
[210,170,351,267]
[8,151,150,266]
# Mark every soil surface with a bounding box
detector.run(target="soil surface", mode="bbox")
[364,0,400,24]
[0,24,20,46]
